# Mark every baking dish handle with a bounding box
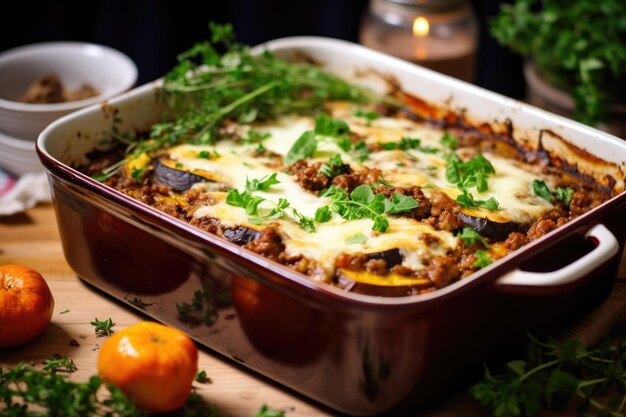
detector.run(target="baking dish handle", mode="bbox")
[496,224,619,287]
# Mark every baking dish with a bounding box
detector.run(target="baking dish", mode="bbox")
[37,37,626,416]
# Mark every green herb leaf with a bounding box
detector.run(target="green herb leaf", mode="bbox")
[440,131,458,150]
[555,187,574,206]
[292,209,316,233]
[285,130,317,165]
[246,173,280,192]
[318,154,345,178]
[226,189,265,215]
[380,137,440,154]
[456,192,500,211]
[197,150,219,160]
[195,369,212,384]
[255,404,286,417]
[345,233,368,245]
[350,184,376,205]
[457,227,490,248]
[387,193,419,214]
[315,205,332,222]
[354,108,380,122]
[91,317,115,337]
[472,249,493,268]
[42,354,77,374]
[532,179,554,202]
[315,114,350,137]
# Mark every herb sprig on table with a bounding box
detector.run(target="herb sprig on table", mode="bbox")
[100,23,401,180]
[470,335,626,417]
[0,362,285,417]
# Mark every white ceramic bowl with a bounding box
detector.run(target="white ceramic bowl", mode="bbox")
[0,41,137,140]
[0,130,43,175]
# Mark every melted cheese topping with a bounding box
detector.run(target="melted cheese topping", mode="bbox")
[162,106,557,280]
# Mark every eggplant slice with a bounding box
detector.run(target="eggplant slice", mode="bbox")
[366,248,403,268]
[458,213,523,241]
[336,269,431,297]
[152,159,210,191]
[223,226,261,246]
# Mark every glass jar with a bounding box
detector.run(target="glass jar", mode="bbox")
[360,0,478,82]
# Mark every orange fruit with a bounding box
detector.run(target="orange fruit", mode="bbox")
[97,321,198,412]
[0,264,54,349]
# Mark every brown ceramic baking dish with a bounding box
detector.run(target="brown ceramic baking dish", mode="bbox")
[37,37,626,416]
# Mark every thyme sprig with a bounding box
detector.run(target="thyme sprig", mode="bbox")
[108,23,401,179]
[470,335,626,417]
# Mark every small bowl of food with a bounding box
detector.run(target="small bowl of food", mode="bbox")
[0,41,137,140]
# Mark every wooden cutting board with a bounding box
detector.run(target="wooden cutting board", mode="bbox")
[1,203,625,417]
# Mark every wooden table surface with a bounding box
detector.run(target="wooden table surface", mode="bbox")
[1,203,626,417]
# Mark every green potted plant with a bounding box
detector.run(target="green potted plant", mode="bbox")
[490,0,626,137]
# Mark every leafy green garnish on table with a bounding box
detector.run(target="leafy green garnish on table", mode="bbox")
[91,317,115,337]
[255,404,286,417]
[470,335,626,417]
[195,369,212,384]
[0,362,148,417]
[42,354,77,374]
[1,362,281,416]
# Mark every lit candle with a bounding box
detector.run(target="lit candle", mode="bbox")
[413,16,429,61]
[360,0,478,82]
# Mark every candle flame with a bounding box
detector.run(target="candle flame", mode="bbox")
[413,17,429,37]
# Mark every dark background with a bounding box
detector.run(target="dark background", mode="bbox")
[0,0,524,98]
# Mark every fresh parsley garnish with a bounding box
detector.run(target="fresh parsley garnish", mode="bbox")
[226,189,265,215]
[90,317,115,337]
[457,192,500,210]
[318,154,346,178]
[532,179,574,206]
[472,249,493,268]
[447,153,496,193]
[381,137,439,154]
[314,205,332,222]
[243,130,271,152]
[440,131,458,150]
[292,209,316,232]
[555,186,574,206]
[353,108,380,123]
[226,189,315,232]
[315,113,351,137]
[318,185,418,232]
[246,173,280,192]
[197,150,219,159]
[445,151,499,210]
[457,227,490,248]
[285,114,371,165]
[131,167,144,182]
[285,130,317,165]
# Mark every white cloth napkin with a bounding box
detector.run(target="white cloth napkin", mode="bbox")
[0,171,51,216]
